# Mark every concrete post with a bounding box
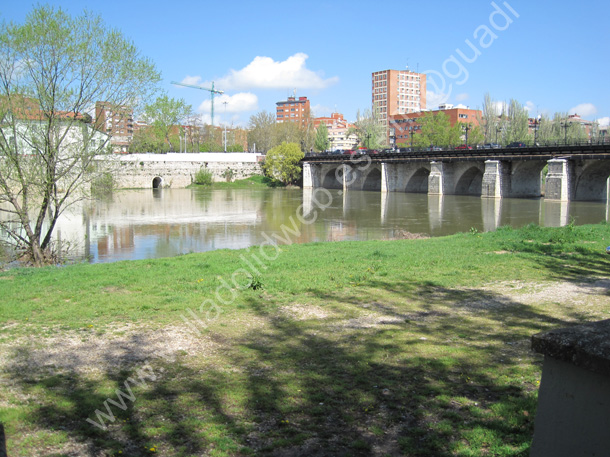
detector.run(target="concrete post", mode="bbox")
[482,160,510,198]
[531,320,610,457]
[545,159,573,201]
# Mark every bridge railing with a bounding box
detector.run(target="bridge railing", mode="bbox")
[305,139,610,158]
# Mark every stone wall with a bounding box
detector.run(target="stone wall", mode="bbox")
[105,152,264,189]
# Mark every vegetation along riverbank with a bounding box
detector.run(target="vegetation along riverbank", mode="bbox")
[1,223,609,456]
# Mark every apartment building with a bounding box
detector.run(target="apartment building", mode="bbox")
[95,101,136,153]
[313,112,358,151]
[388,105,481,148]
[276,95,311,125]
[372,69,427,144]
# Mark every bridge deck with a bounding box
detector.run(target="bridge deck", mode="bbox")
[303,144,610,164]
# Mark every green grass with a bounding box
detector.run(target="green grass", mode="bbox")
[189,175,280,190]
[1,223,610,456]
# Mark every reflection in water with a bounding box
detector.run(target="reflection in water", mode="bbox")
[4,188,607,263]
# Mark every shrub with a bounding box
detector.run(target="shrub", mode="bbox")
[194,167,213,186]
[262,142,304,185]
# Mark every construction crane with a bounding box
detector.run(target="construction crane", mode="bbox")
[171,80,224,127]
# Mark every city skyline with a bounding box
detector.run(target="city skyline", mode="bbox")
[3,1,609,128]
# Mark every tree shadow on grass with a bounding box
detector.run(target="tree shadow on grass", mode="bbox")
[2,272,604,456]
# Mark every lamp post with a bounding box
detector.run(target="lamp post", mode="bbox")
[534,115,541,145]
[365,133,371,149]
[562,119,569,145]
[410,127,415,148]
[223,101,228,152]
[463,124,471,147]
[496,125,501,145]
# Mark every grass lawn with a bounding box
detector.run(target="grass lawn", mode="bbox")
[1,223,609,456]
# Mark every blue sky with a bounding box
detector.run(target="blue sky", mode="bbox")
[3,1,610,128]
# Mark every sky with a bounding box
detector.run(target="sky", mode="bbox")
[2,0,610,128]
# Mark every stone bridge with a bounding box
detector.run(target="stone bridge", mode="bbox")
[303,145,610,201]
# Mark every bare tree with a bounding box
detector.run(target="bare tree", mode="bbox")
[0,6,160,265]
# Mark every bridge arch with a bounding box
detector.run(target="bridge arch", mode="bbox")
[152,176,163,189]
[574,160,610,201]
[363,168,382,191]
[454,166,483,196]
[405,167,430,193]
[510,161,546,197]
[322,167,343,189]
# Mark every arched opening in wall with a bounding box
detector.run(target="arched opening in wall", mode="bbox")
[322,168,343,189]
[152,177,163,189]
[405,168,430,193]
[455,167,483,195]
[574,160,610,201]
[363,168,382,191]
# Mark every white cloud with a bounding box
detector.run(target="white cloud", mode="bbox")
[524,101,536,112]
[198,92,258,114]
[455,93,469,102]
[212,53,339,90]
[179,75,204,86]
[569,103,597,117]
[311,104,333,118]
[597,116,610,127]
[426,90,450,108]
[492,101,507,115]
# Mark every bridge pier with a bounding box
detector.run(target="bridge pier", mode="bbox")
[429,161,451,195]
[482,160,511,198]
[302,163,315,189]
[545,159,574,201]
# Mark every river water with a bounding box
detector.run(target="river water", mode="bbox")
[36,187,607,264]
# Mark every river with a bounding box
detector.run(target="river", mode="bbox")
[20,187,610,263]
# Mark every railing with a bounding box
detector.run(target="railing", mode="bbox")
[303,141,610,162]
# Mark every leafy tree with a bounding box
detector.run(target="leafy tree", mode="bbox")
[143,95,192,152]
[0,5,159,265]
[502,99,529,144]
[465,124,485,146]
[129,127,165,153]
[262,142,304,185]
[481,93,501,142]
[247,110,275,152]
[347,107,386,149]
[314,122,330,152]
[274,120,303,146]
[414,111,462,147]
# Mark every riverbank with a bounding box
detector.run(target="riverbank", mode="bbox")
[1,223,609,456]
[190,174,283,189]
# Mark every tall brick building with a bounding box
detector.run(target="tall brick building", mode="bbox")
[372,69,427,144]
[95,102,135,153]
[276,95,311,125]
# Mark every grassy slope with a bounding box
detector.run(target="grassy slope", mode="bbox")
[1,223,610,456]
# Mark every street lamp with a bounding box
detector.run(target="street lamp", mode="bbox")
[495,125,501,145]
[562,119,569,145]
[534,115,541,145]
[463,124,471,147]
[365,133,371,149]
[223,101,228,152]
[410,127,415,148]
